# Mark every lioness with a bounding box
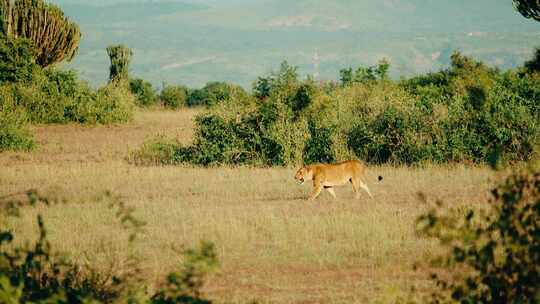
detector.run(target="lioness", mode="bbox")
[294,160,381,201]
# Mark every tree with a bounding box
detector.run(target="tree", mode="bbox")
[375,58,390,80]
[339,68,353,86]
[339,59,391,86]
[106,44,132,83]
[129,78,158,107]
[514,0,540,21]
[0,0,81,67]
[0,34,37,83]
[161,85,188,109]
[524,47,540,73]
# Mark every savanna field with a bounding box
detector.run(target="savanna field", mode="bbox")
[0,108,497,303]
[2,1,540,303]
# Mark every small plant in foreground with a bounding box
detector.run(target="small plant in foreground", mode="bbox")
[0,190,218,303]
[416,169,540,303]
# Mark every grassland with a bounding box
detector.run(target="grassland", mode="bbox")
[0,109,495,303]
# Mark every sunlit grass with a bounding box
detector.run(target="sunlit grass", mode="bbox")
[0,109,494,303]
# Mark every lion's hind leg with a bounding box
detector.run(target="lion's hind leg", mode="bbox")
[351,178,373,199]
[360,181,373,199]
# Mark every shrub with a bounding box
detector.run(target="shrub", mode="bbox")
[417,169,540,303]
[90,83,136,124]
[0,35,38,84]
[161,85,188,109]
[0,85,34,151]
[185,82,243,107]
[128,136,194,166]
[186,88,209,107]
[200,82,231,106]
[134,53,540,167]
[524,47,540,74]
[5,68,135,125]
[339,58,391,86]
[202,82,245,107]
[129,78,158,107]
[303,121,335,164]
[13,70,72,123]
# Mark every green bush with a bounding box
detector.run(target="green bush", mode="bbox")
[303,121,335,164]
[161,85,188,109]
[90,83,136,124]
[0,35,38,84]
[134,53,540,167]
[0,86,34,151]
[14,69,86,123]
[129,78,158,107]
[185,82,245,107]
[417,169,540,303]
[4,68,135,125]
[186,88,209,107]
[200,82,230,106]
[128,136,194,166]
[524,47,540,74]
[339,58,390,86]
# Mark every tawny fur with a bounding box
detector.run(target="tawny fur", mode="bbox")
[294,160,375,201]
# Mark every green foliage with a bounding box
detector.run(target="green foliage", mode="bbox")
[340,59,391,86]
[417,169,540,303]
[0,190,217,303]
[136,52,540,167]
[0,38,136,152]
[0,35,38,84]
[252,61,298,100]
[514,0,540,21]
[200,82,232,106]
[0,85,34,151]
[106,44,132,83]
[130,78,158,107]
[304,121,335,164]
[85,82,136,124]
[0,34,136,127]
[128,136,194,166]
[186,82,244,107]
[186,88,210,107]
[161,85,188,109]
[524,47,540,74]
[0,0,81,67]
[4,68,135,124]
[151,242,219,304]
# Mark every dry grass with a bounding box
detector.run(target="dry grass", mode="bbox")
[0,109,495,303]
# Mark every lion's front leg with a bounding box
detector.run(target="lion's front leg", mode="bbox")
[308,179,323,201]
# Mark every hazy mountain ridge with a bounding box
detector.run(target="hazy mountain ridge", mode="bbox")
[51,0,540,88]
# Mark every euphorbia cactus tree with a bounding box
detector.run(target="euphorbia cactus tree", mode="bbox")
[0,0,81,67]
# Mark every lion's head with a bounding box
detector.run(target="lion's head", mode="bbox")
[294,167,312,184]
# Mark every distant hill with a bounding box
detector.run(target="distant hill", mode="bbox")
[51,0,540,88]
